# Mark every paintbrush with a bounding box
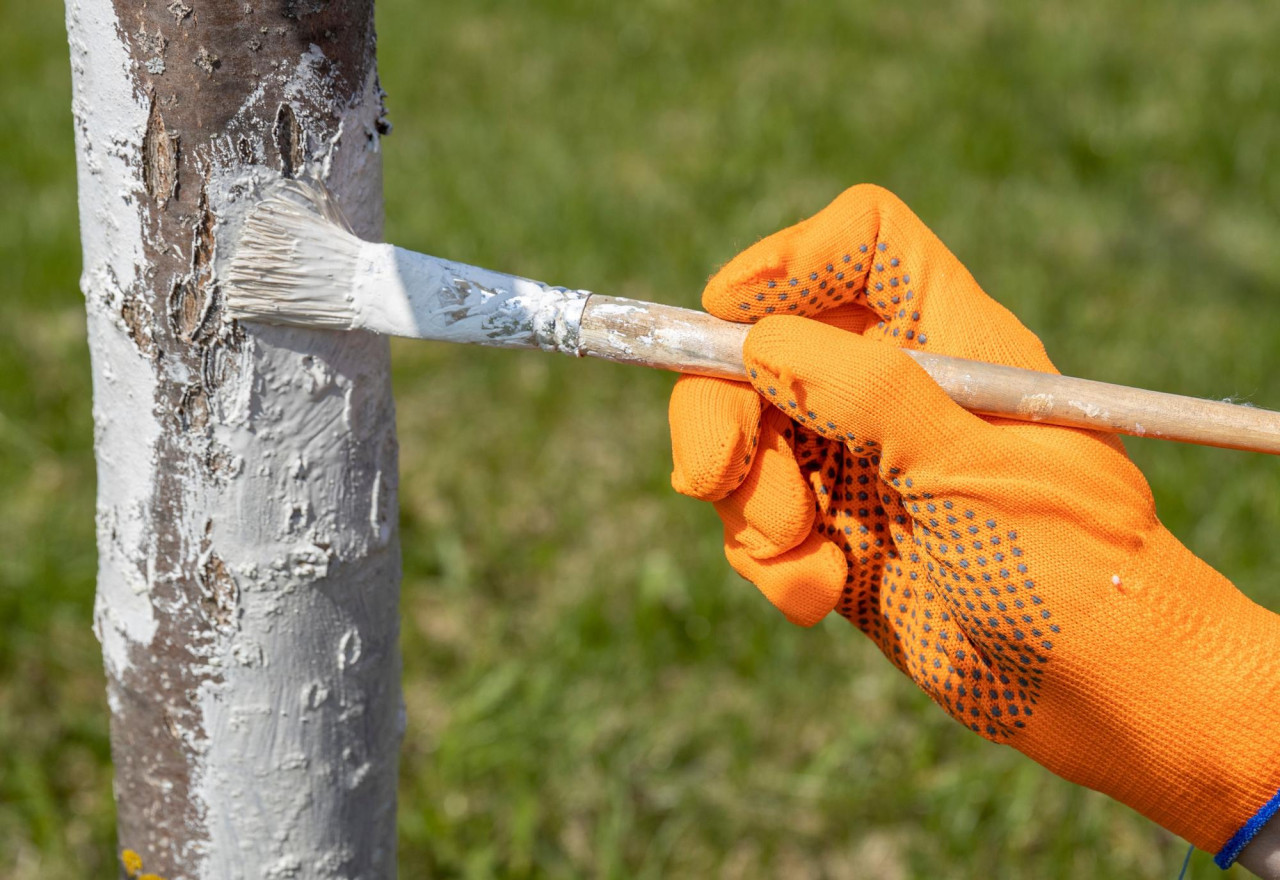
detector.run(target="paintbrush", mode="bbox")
[224,180,1280,455]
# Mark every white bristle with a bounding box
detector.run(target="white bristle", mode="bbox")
[224,179,366,330]
[226,177,594,350]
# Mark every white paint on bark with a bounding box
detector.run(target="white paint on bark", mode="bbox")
[91,310,163,690]
[195,58,402,878]
[66,0,161,695]
[66,0,402,874]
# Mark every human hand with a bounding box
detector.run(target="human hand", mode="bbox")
[670,185,1280,866]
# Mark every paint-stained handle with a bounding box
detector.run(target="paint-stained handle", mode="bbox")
[578,296,751,379]
[576,295,1280,455]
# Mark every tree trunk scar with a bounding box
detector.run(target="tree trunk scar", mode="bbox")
[274,102,307,178]
[198,522,239,631]
[120,293,158,358]
[177,383,210,431]
[142,95,179,207]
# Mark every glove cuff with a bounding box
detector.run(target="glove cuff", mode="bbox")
[1111,526,1280,859]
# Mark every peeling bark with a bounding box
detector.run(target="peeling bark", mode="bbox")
[64,1,401,877]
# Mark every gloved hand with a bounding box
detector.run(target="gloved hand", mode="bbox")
[669,185,1280,866]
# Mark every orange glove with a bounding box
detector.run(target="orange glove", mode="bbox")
[670,185,1280,865]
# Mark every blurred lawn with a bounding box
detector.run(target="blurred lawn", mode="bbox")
[2,0,1279,877]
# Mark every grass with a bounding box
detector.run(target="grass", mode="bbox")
[2,0,1279,876]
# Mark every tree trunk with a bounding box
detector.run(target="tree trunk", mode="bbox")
[63,1,401,877]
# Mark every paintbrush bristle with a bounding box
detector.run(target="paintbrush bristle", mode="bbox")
[224,179,366,330]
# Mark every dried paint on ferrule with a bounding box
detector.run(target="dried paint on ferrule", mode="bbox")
[529,287,589,354]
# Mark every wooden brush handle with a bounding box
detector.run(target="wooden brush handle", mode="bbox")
[575,295,1280,455]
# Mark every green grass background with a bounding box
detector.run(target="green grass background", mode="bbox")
[3,0,1280,876]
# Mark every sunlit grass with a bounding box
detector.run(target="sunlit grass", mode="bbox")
[2,0,1277,876]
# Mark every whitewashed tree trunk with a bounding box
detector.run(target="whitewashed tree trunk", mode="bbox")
[64,1,401,877]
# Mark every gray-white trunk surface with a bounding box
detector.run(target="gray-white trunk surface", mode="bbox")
[63,0,402,876]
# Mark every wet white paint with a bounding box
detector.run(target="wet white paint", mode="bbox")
[357,242,591,350]
[194,55,402,880]
[66,2,402,874]
[226,182,592,355]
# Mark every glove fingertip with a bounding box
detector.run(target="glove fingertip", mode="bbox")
[726,533,846,627]
[669,375,762,501]
[702,242,788,321]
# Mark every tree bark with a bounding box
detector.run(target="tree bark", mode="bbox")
[63,1,401,877]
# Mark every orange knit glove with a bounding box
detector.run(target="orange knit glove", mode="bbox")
[669,185,1280,865]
